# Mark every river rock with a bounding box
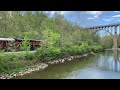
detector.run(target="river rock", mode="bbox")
[68,58,72,61]
[61,59,65,63]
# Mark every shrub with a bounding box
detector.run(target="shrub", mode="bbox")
[68,45,82,55]
[80,42,90,53]
[91,45,104,52]
[60,47,70,58]
[35,46,61,61]
[60,45,83,56]
[0,52,36,74]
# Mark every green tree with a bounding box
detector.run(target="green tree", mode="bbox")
[20,33,30,51]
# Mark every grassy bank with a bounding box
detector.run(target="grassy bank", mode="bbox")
[0,44,104,76]
[0,52,38,75]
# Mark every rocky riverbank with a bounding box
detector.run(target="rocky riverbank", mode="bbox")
[0,52,96,79]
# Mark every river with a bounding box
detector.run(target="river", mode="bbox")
[15,50,120,79]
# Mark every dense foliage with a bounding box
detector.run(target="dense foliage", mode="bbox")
[0,52,36,74]
[0,11,105,74]
[100,35,113,49]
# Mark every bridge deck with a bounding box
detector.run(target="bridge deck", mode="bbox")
[86,23,120,29]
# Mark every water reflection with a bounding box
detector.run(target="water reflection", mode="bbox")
[16,50,120,79]
[97,50,120,72]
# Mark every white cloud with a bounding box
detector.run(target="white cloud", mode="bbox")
[114,11,120,12]
[94,15,98,18]
[102,19,111,21]
[50,11,55,14]
[49,11,67,15]
[88,15,99,20]
[102,18,114,22]
[49,11,56,15]
[86,11,104,17]
[112,15,120,17]
[88,17,94,20]
[60,11,66,15]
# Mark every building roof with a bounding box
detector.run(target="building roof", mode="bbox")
[15,38,42,42]
[0,38,15,41]
[0,38,43,42]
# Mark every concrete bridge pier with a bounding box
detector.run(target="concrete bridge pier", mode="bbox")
[113,26,118,49]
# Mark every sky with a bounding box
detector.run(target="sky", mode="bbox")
[48,11,120,28]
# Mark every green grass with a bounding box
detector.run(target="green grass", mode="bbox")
[0,44,104,75]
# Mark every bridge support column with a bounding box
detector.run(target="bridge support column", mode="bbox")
[113,26,118,49]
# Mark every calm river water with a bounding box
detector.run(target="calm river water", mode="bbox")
[15,50,120,79]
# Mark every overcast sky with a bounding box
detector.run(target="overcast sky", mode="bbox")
[48,11,120,28]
